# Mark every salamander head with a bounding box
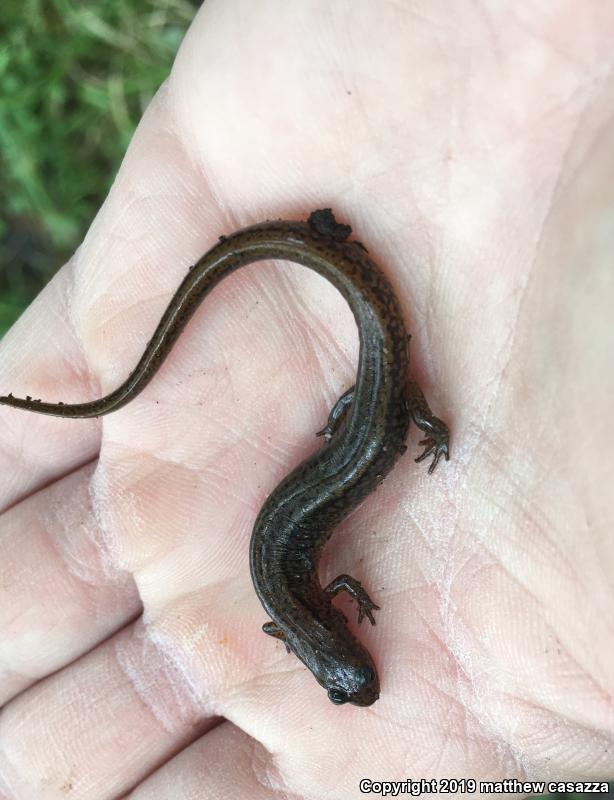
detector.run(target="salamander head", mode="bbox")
[325,659,380,707]
[288,626,380,706]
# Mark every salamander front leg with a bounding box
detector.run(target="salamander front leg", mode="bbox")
[262,621,291,653]
[324,574,380,625]
[316,386,354,442]
[407,373,450,474]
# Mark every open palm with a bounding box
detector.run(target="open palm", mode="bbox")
[1,2,613,798]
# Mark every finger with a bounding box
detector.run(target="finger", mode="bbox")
[124,724,276,800]
[0,264,103,511]
[0,621,218,800]
[0,463,140,705]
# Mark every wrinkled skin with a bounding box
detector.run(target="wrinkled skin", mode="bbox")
[0,2,613,799]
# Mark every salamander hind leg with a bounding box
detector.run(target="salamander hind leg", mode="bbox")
[407,373,450,474]
[316,386,354,443]
[262,621,291,653]
[324,574,380,625]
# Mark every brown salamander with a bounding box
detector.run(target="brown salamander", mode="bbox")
[0,209,449,706]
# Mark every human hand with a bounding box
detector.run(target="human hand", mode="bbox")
[1,2,613,798]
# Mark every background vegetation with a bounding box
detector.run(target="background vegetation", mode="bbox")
[0,0,196,335]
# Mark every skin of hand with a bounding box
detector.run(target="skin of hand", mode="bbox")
[1,2,613,798]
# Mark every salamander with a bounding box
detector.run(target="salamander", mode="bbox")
[0,209,450,706]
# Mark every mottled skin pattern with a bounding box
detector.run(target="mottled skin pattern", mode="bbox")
[0,209,449,706]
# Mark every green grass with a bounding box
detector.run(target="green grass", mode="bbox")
[0,0,197,335]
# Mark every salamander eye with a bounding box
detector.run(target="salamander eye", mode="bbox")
[358,666,375,686]
[328,688,349,705]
